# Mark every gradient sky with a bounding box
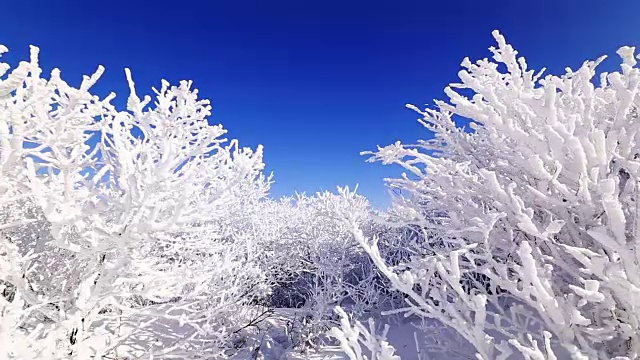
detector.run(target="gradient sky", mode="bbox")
[2,0,639,207]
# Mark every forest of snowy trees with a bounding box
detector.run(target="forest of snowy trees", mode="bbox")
[2,31,640,359]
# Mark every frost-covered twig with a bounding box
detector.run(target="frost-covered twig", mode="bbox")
[328,306,400,360]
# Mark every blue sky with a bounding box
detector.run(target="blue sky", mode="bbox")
[1,0,639,207]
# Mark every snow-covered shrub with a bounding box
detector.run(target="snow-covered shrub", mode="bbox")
[296,187,379,322]
[349,31,640,359]
[248,187,399,350]
[0,43,270,358]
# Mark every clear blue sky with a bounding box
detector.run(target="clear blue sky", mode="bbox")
[1,0,639,207]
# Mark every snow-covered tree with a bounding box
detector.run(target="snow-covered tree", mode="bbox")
[0,43,270,358]
[351,31,640,359]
